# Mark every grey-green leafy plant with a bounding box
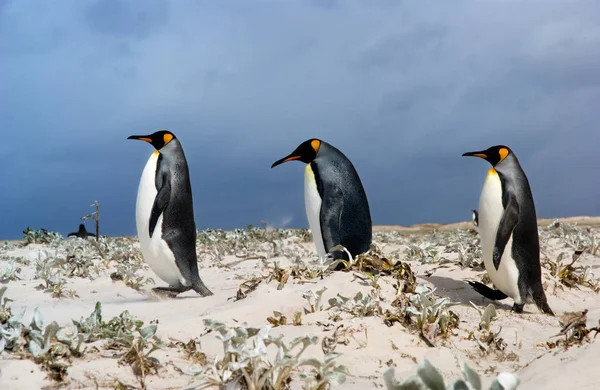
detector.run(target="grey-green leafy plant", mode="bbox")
[468,302,506,355]
[118,322,164,385]
[0,240,15,253]
[405,242,447,264]
[297,228,312,242]
[22,233,154,295]
[0,261,21,282]
[34,256,78,299]
[111,260,155,291]
[1,292,162,383]
[61,246,97,279]
[0,286,13,323]
[0,296,71,379]
[196,226,314,265]
[544,221,600,255]
[405,284,459,343]
[0,291,24,353]
[195,320,349,390]
[327,290,383,318]
[56,325,86,357]
[454,240,483,270]
[28,312,60,359]
[301,286,328,314]
[298,351,351,390]
[470,303,497,332]
[22,227,62,246]
[72,301,156,348]
[384,359,520,390]
[71,301,164,383]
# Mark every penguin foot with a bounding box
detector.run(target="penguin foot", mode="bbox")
[468,281,509,300]
[511,303,525,313]
[152,286,189,298]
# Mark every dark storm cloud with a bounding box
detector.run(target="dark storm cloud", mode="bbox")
[0,1,599,239]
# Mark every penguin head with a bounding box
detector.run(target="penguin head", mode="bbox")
[462,145,512,167]
[271,139,322,168]
[127,130,176,150]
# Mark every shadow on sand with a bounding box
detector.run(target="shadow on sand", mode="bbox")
[425,275,514,312]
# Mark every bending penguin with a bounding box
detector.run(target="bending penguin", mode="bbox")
[128,130,213,297]
[463,145,553,315]
[68,224,96,239]
[271,139,372,266]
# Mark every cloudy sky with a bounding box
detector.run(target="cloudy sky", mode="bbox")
[1,0,599,239]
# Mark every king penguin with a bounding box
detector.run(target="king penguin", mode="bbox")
[68,224,95,239]
[463,145,553,315]
[128,130,213,297]
[472,210,479,227]
[271,139,372,266]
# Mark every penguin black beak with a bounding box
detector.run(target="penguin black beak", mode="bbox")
[462,151,488,159]
[271,155,302,168]
[127,135,153,143]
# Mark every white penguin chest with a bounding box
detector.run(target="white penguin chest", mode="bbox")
[478,168,521,301]
[304,164,326,257]
[135,152,187,287]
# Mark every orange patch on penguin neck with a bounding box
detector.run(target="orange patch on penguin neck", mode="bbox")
[499,148,509,162]
[311,139,321,153]
[163,133,174,145]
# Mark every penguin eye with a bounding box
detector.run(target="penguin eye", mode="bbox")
[499,147,509,162]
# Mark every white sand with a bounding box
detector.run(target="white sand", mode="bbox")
[1,218,599,389]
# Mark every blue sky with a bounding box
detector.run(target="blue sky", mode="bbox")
[1,0,600,239]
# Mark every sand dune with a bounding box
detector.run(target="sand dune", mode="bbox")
[0,217,599,389]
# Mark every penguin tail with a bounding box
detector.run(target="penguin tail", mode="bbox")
[192,280,214,297]
[532,289,554,316]
[535,299,555,316]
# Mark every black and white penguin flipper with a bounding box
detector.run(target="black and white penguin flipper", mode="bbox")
[149,176,171,238]
[468,281,509,300]
[493,192,520,270]
[320,183,344,259]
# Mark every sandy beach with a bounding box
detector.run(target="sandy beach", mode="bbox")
[1,217,599,389]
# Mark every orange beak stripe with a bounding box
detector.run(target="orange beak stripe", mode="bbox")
[283,155,302,163]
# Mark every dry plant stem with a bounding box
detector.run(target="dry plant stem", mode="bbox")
[94,201,99,241]
[81,200,100,241]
